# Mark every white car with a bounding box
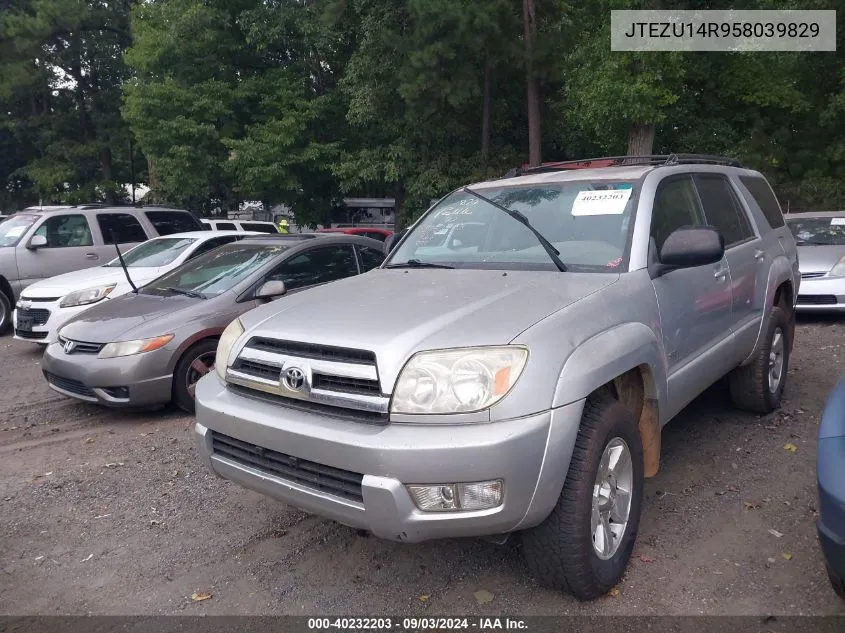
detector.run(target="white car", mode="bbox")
[13,230,257,344]
[201,219,279,233]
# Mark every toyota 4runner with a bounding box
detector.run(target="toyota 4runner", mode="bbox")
[194,154,799,600]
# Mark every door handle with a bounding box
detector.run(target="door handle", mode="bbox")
[714,267,728,280]
[754,250,765,261]
[85,253,99,260]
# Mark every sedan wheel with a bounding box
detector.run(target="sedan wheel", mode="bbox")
[173,339,220,413]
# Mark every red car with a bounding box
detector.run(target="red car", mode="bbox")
[316,227,393,242]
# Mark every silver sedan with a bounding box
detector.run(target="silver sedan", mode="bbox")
[787,211,845,312]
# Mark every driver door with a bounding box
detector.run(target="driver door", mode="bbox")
[649,174,735,418]
[16,214,99,287]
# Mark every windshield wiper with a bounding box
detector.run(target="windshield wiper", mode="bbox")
[385,259,455,269]
[462,187,567,272]
[165,286,206,299]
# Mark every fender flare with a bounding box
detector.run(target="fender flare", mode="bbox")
[743,254,795,365]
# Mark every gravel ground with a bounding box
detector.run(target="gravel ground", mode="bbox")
[2,319,845,616]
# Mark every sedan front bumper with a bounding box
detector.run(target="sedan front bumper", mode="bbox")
[795,275,845,312]
[41,340,174,407]
[194,373,585,542]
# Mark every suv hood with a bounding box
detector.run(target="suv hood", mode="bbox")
[20,267,167,298]
[240,268,618,386]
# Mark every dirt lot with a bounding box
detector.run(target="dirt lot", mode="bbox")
[2,319,845,617]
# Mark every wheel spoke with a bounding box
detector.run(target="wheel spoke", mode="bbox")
[611,488,632,522]
[187,382,196,398]
[599,515,613,558]
[591,505,600,535]
[191,358,212,375]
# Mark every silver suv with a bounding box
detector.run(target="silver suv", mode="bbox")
[194,155,799,600]
[0,204,202,333]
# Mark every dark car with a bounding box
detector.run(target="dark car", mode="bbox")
[41,233,386,413]
[818,379,845,600]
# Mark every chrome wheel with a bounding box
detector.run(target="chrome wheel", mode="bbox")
[591,437,633,560]
[186,351,215,398]
[768,327,785,394]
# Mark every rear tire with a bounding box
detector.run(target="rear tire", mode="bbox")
[829,565,845,600]
[521,395,644,601]
[0,291,12,335]
[729,306,789,414]
[172,339,218,414]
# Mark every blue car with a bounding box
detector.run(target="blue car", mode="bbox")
[819,380,845,600]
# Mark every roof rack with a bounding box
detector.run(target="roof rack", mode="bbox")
[503,154,744,178]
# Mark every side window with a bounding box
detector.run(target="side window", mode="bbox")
[266,246,358,291]
[216,222,236,231]
[144,211,203,235]
[34,214,93,248]
[358,246,385,272]
[650,176,705,254]
[188,236,239,260]
[97,213,148,244]
[739,175,786,229]
[241,222,277,234]
[694,174,754,247]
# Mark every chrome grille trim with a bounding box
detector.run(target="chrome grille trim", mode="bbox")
[226,337,389,415]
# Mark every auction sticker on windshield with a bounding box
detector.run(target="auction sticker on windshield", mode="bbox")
[571,189,632,216]
[830,218,845,226]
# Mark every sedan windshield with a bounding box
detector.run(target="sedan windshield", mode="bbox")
[387,181,636,271]
[104,237,197,267]
[787,218,845,245]
[142,244,289,298]
[0,214,37,247]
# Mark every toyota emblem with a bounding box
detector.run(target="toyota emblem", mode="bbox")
[282,366,306,391]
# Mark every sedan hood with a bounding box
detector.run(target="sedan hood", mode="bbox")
[57,291,202,343]
[240,268,618,387]
[797,245,845,274]
[20,267,166,298]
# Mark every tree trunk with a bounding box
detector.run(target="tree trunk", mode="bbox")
[393,178,406,232]
[481,58,492,167]
[100,145,115,204]
[147,156,157,190]
[627,123,655,156]
[523,0,541,167]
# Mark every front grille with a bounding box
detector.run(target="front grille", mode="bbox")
[15,329,47,340]
[312,374,382,396]
[234,359,280,381]
[228,384,388,424]
[211,431,364,502]
[22,296,60,303]
[43,371,95,398]
[17,307,50,325]
[797,294,838,305]
[246,337,376,365]
[58,336,104,354]
[801,272,826,279]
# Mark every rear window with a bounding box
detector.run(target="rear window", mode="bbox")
[241,222,278,234]
[97,213,148,244]
[215,222,236,230]
[739,176,785,229]
[144,210,203,235]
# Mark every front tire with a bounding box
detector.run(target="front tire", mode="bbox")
[829,565,845,600]
[172,339,218,414]
[729,305,789,414]
[0,291,12,334]
[521,395,644,601]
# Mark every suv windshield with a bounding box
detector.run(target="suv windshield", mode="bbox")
[143,244,288,298]
[104,237,197,268]
[786,217,845,245]
[388,181,636,271]
[0,214,38,247]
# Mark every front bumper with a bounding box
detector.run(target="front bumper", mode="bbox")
[41,340,174,407]
[194,373,584,542]
[795,276,845,311]
[12,301,91,344]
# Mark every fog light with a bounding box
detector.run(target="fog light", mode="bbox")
[407,480,503,512]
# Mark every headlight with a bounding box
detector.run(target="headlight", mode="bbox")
[391,346,529,415]
[60,284,116,308]
[830,256,845,277]
[98,335,174,359]
[215,318,244,380]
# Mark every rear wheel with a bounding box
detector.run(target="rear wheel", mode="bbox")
[0,291,12,334]
[521,395,644,601]
[729,305,789,413]
[172,339,218,413]
[829,565,845,600]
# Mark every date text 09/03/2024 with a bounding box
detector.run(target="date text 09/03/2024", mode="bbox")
[307,617,529,631]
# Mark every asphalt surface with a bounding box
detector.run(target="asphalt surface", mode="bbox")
[2,318,845,616]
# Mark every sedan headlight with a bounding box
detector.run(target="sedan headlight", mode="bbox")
[391,346,529,415]
[60,284,117,308]
[98,335,174,359]
[830,255,845,277]
[215,318,244,380]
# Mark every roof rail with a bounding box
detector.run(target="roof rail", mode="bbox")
[503,154,744,178]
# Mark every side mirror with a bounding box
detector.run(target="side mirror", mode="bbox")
[27,235,47,250]
[656,226,724,276]
[255,279,286,300]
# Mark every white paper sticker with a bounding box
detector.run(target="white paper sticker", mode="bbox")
[830,218,845,226]
[571,189,632,216]
[4,226,25,238]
